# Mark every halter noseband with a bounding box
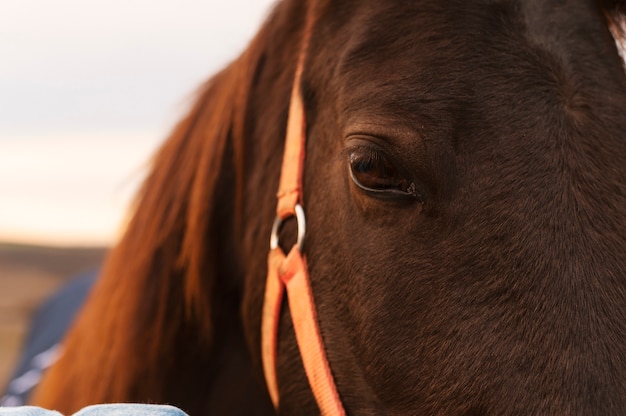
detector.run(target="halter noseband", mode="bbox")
[260,36,346,416]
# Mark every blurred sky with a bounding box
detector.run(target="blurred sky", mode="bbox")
[0,0,276,246]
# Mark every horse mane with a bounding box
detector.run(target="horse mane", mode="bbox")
[31,55,251,412]
[604,0,626,64]
[32,1,309,413]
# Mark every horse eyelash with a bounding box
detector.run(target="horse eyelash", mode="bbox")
[347,146,423,202]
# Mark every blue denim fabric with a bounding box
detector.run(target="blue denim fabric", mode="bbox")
[0,407,61,416]
[73,404,188,416]
[0,404,188,416]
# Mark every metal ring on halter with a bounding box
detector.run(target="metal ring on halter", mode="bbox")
[270,203,306,252]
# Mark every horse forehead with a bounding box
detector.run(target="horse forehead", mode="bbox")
[333,0,613,88]
[342,0,606,38]
[326,0,624,142]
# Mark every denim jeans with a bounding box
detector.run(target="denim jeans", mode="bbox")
[0,404,188,416]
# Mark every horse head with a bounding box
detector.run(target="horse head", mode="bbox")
[34,1,626,414]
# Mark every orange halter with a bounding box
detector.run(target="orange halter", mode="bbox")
[260,33,346,416]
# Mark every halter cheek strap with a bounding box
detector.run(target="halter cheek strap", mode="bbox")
[260,45,346,416]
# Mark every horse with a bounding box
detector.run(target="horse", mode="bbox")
[31,0,626,414]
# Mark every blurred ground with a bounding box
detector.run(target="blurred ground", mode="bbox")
[0,243,107,391]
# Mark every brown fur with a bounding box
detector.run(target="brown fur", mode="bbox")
[33,1,626,414]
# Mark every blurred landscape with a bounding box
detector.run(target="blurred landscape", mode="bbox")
[0,242,107,390]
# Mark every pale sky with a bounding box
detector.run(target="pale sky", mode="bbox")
[0,0,276,246]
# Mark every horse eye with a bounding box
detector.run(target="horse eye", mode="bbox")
[348,147,420,200]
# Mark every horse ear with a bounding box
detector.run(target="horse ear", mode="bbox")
[598,0,626,67]
[599,0,626,33]
[30,15,276,415]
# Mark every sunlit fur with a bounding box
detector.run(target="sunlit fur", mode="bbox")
[33,1,626,415]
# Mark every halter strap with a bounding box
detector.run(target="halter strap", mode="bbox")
[260,34,346,416]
